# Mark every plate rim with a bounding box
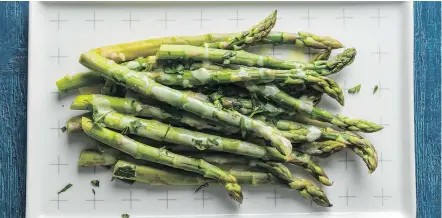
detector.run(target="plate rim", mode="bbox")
[25,1,416,217]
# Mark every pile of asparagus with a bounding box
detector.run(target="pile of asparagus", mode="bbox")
[57,10,382,207]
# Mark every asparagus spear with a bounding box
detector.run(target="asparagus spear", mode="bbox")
[257,117,378,172]
[156,45,355,76]
[90,107,330,185]
[63,112,92,133]
[81,117,243,202]
[291,140,347,158]
[318,48,357,76]
[112,160,331,207]
[79,51,293,157]
[309,48,332,63]
[185,152,333,204]
[252,161,332,207]
[55,45,340,94]
[69,108,329,185]
[101,79,126,97]
[212,95,286,117]
[56,71,104,93]
[147,67,344,104]
[263,31,343,49]
[206,10,277,50]
[78,149,118,167]
[94,31,343,63]
[70,94,238,133]
[245,83,383,133]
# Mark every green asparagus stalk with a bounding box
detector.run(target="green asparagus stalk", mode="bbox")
[263,31,343,49]
[79,51,293,157]
[78,149,118,167]
[321,48,357,76]
[252,161,332,207]
[94,31,343,63]
[147,67,344,104]
[113,160,331,207]
[213,95,286,117]
[89,107,330,185]
[70,94,238,133]
[172,153,332,207]
[156,45,355,76]
[208,87,325,117]
[55,47,340,94]
[100,79,127,97]
[206,10,277,50]
[309,48,332,63]
[56,71,104,93]
[245,83,383,133]
[81,117,243,202]
[257,117,378,172]
[63,112,92,133]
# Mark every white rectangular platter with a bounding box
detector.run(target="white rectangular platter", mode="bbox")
[27,1,415,218]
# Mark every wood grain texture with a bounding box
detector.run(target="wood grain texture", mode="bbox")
[414,2,442,218]
[0,2,441,218]
[0,2,28,218]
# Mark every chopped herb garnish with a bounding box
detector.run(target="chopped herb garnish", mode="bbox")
[194,182,209,193]
[91,180,100,187]
[57,183,73,194]
[61,126,67,132]
[121,214,130,218]
[348,84,361,94]
[373,85,379,94]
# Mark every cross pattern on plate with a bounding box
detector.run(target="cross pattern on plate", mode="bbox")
[85,192,104,210]
[157,12,176,30]
[121,188,141,209]
[378,152,392,172]
[158,190,177,209]
[194,189,213,208]
[373,188,392,206]
[370,8,388,28]
[338,151,356,170]
[49,48,68,65]
[122,12,140,30]
[228,10,246,28]
[49,120,63,138]
[338,188,356,206]
[336,8,353,28]
[372,44,388,63]
[193,10,212,29]
[49,156,68,175]
[266,188,285,207]
[49,12,68,30]
[85,12,104,30]
[49,194,68,210]
[300,9,317,28]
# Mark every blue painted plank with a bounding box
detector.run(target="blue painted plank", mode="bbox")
[0,2,28,218]
[414,2,441,218]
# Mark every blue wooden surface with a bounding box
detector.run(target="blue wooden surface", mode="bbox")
[0,2,440,218]
[0,2,28,218]
[414,2,441,218]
